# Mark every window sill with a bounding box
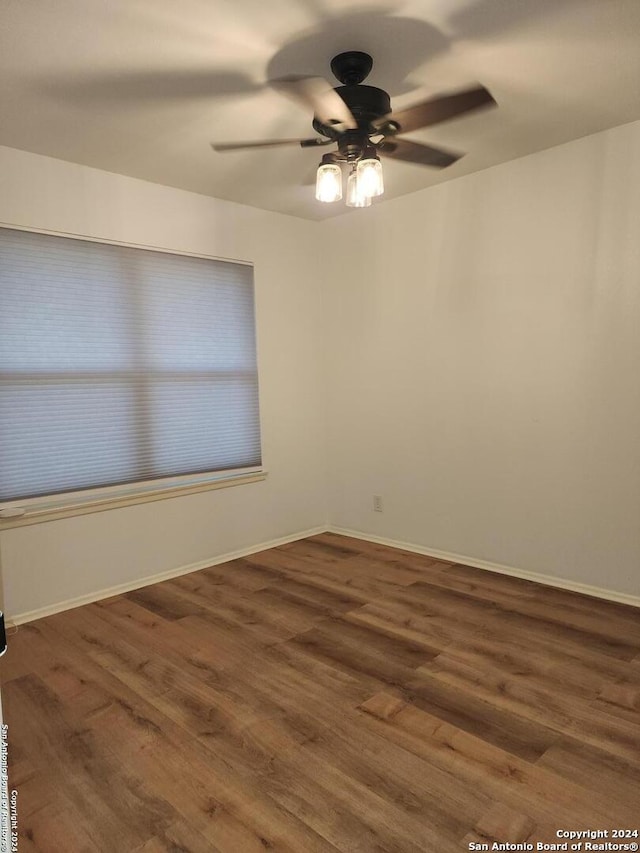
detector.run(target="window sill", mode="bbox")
[0,470,267,529]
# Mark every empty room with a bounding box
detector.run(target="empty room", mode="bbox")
[0,1,639,851]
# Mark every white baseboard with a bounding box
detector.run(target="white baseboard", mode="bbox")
[328,525,640,609]
[8,525,328,626]
[9,523,639,625]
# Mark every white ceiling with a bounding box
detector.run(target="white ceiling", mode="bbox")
[1,0,640,220]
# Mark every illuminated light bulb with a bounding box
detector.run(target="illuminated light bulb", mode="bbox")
[356,154,384,197]
[346,168,371,208]
[315,162,342,202]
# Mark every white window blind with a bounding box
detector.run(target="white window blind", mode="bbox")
[0,227,262,503]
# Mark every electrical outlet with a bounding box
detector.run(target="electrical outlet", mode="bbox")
[373,494,383,512]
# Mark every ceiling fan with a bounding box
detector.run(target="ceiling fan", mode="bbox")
[211,51,496,207]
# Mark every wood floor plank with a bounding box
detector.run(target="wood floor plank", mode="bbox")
[2,533,639,851]
[287,618,433,690]
[308,533,454,573]
[247,549,416,602]
[358,692,634,829]
[4,674,172,851]
[481,603,640,661]
[343,602,475,656]
[279,537,361,561]
[127,583,206,621]
[400,668,562,762]
[94,596,261,677]
[286,712,490,841]
[536,738,640,814]
[200,556,287,591]
[166,577,300,644]
[416,648,640,766]
[252,743,456,853]
[18,797,103,853]
[264,574,364,614]
[82,683,338,853]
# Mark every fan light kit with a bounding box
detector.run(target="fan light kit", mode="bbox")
[212,51,497,209]
[317,144,384,206]
[316,156,343,202]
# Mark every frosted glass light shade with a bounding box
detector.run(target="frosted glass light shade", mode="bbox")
[315,163,342,202]
[346,170,371,208]
[357,156,384,197]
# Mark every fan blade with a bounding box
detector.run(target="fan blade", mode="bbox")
[375,86,495,134]
[377,138,462,168]
[271,75,357,131]
[211,137,332,152]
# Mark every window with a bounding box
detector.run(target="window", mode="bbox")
[0,227,262,511]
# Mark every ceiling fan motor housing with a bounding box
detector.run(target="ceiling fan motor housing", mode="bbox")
[312,85,391,139]
[312,49,391,148]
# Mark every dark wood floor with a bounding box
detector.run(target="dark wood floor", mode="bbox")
[2,533,639,852]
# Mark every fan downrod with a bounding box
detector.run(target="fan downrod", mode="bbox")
[330,51,373,86]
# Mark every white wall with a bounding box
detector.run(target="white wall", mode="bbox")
[2,118,640,619]
[0,146,329,620]
[322,120,640,598]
